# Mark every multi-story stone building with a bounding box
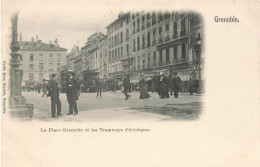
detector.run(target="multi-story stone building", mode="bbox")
[130,11,203,89]
[106,12,131,85]
[66,45,80,72]
[72,32,106,92]
[80,32,106,72]
[97,35,108,79]
[69,11,203,92]
[19,36,67,84]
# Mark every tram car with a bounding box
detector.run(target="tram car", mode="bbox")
[81,70,99,93]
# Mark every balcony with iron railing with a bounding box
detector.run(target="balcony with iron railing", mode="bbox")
[152,62,157,67]
[180,57,188,62]
[172,34,178,39]
[142,25,145,30]
[152,40,157,46]
[165,60,171,65]
[158,37,163,44]
[142,64,146,69]
[173,57,188,64]
[137,27,140,32]
[126,36,129,41]
[147,42,151,47]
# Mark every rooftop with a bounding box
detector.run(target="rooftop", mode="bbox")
[106,12,130,29]
[19,41,67,51]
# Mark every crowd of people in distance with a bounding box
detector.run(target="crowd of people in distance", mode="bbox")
[25,70,199,118]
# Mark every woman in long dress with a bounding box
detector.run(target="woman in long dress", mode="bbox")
[159,74,170,99]
[139,75,151,99]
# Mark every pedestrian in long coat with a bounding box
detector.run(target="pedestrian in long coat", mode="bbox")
[172,72,182,98]
[46,74,61,118]
[188,78,194,95]
[42,79,48,97]
[122,75,131,100]
[159,75,170,99]
[139,74,150,99]
[96,78,103,98]
[66,71,79,115]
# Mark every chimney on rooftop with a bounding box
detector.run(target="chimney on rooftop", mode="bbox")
[54,39,59,47]
[31,37,34,42]
[36,35,38,42]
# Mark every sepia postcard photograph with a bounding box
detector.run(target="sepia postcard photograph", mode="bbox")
[1,0,260,167]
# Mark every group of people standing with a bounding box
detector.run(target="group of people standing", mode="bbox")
[121,72,182,100]
[158,72,182,99]
[44,70,187,118]
[46,70,79,118]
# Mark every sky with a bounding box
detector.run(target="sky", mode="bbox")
[15,2,120,52]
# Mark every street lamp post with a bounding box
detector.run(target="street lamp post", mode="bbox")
[127,53,132,93]
[193,33,202,93]
[9,13,33,120]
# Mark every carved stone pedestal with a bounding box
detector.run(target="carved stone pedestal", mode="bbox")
[9,97,34,120]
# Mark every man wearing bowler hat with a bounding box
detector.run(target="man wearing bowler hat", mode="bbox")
[122,75,131,100]
[46,73,61,118]
[66,70,79,115]
[172,72,182,98]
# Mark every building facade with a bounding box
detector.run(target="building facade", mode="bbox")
[97,35,108,79]
[68,11,203,92]
[106,12,131,84]
[66,45,80,72]
[80,33,105,72]
[130,11,203,83]
[19,37,67,84]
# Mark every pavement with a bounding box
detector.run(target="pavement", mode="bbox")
[23,91,202,122]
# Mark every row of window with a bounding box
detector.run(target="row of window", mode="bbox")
[135,44,186,67]
[28,54,62,62]
[29,63,61,71]
[107,16,130,35]
[133,17,186,34]
[107,43,187,73]
[132,22,187,51]
[108,30,130,47]
[132,12,177,21]
[29,73,57,81]
[108,63,123,73]
[108,45,127,63]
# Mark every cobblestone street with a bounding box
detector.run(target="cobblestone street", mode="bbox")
[23,91,202,121]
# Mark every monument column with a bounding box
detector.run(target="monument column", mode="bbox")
[9,12,34,120]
